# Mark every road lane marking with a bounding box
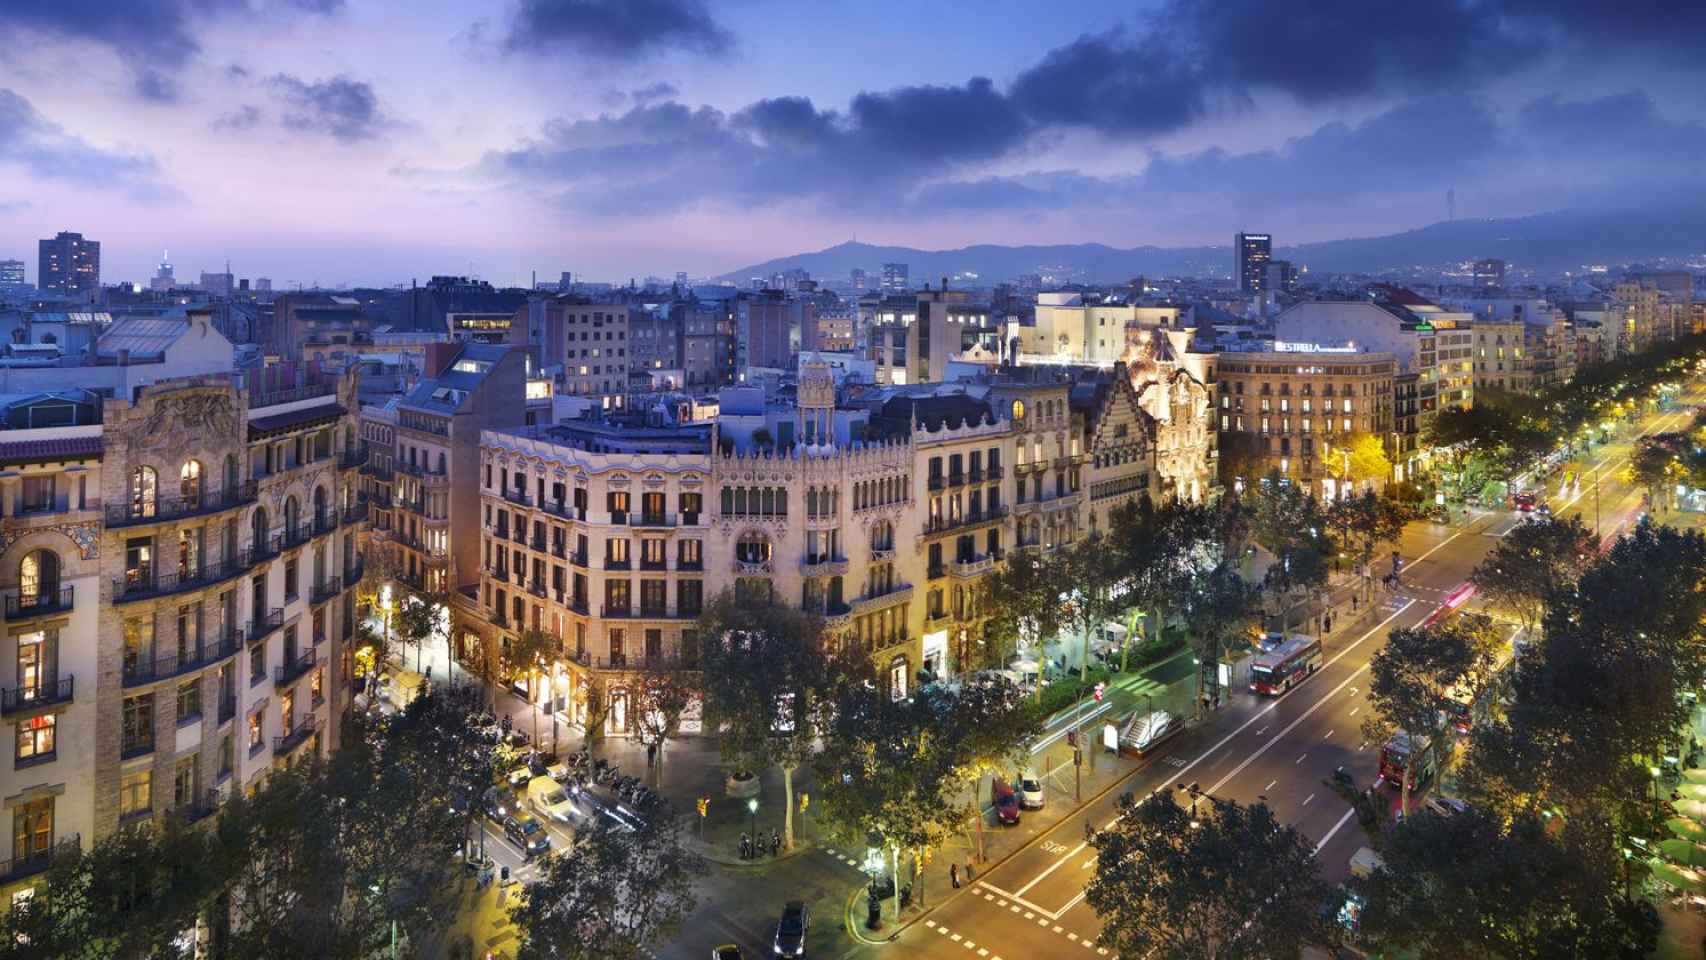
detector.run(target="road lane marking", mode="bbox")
[1314,807,1359,855]
[1009,599,1418,904]
[1324,729,1335,739]
[1303,793,1315,806]
[1295,754,1307,765]
[1264,779,1277,792]
[1350,707,1359,717]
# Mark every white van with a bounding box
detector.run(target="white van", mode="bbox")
[527,775,578,824]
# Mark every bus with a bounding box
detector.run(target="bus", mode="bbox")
[1377,731,1439,792]
[1441,649,1514,734]
[1420,582,1476,628]
[1248,634,1323,695]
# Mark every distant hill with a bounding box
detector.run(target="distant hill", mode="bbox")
[719,207,1706,284]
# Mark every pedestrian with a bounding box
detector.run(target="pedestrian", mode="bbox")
[647,742,656,767]
[1352,594,1358,613]
[1324,613,1333,634]
[739,832,749,860]
[772,829,781,856]
[950,863,960,889]
[965,861,975,882]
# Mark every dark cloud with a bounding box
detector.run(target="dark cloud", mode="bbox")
[212,105,263,132]
[0,2,338,101]
[0,88,168,198]
[503,0,732,59]
[1009,29,1208,136]
[226,64,252,80]
[268,74,383,142]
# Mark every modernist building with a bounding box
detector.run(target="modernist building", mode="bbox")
[452,356,1216,731]
[0,366,369,903]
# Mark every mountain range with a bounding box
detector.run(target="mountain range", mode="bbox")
[719,207,1706,285]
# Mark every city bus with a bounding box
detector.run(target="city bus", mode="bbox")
[1441,648,1514,734]
[1248,634,1323,695]
[1377,731,1439,793]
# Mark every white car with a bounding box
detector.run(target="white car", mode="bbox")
[546,760,571,782]
[1018,770,1045,809]
[528,776,579,824]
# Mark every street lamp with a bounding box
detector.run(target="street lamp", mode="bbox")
[747,797,759,841]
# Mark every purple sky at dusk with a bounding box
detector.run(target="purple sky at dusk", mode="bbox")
[0,0,1703,288]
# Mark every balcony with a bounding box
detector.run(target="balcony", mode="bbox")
[114,558,248,604]
[501,488,532,508]
[604,558,631,572]
[949,555,996,578]
[399,497,426,516]
[1,676,74,715]
[123,634,240,688]
[173,789,221,825]
[344,558,365,587]
[609,511,629,526]
[923,505,1009,536]
[274,648,317,688]
[218,693,237,725]
[870,547,895,564]
[339,446,370,469]
[924,609,953,631]
[567,552,589,568]
[246,608,284,645]
[601,604,632,619]
[639,558,669,572]
[734,558,773,576]
[800,555,850,577]
[984,465,1004,480]
[632,513,674,529]
[928,474,945,491]
[0,835,79,885]
[343,500,370,524]
[681,511,701,526]
[362,461,395,482]
[273,716,320,757]
[106,483,257,528]
[677,558,704,572]
[312,512,338,537]
[526,580,546,599]
[4,586,73,619]
[851,583,914,614]
[121,735,154,761]
[489,610,510,629]
[311,577,341,605]
[568,597,589,615]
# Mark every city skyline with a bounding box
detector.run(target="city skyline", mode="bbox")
[1,2,1704,287]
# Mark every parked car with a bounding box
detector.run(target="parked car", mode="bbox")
[993,780,1021,825]
[1018,770,1045,809]
[480,786,513,823]
[712,947,743,960]
[503,811,551,859]
[1424,796,1470,819]
[546,759,571,782]
[772,901,809,957]
[507,764,534,789]
[528,776,579,824]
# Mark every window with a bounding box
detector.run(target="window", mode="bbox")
[130,466,158,519]
[605,579,630,612]
[641,538,666,568]
[177,678,202,722]
[219,733,233,777]
[609,628,626,665]
[180,460,203,506]
[120,769,152,819]
[12,800,54,881]
[640,579,666,613]
[250,644,265,683]
[678,539,702,568]
[678,579,702,616]
[15,714,54,761]
[123,616,152,677]
[248,712,263,751]
[125,538,153,589]
[122,694,155,755]
[20,475,54,514]
[173,757,197,809]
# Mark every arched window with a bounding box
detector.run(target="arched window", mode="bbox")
[313,486,328,528]
[19,550,57,606]
[130,466,157,519]
[736,532,771,565]
[224,453,239,492]
[251,507,269,551]
[284,495,300,536]
[180,460,203,507]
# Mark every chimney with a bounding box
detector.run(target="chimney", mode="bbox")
[424,341,458,378]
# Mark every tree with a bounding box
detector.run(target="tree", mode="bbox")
[697,593,829,851]
[938,675,1043,862]
[1363,615,1500,818]
[1631,433,1685,508]
[1107,497,1223,675]
[0,816,221,960]
[1245,479,1335,635]
[1086,791,1330,960]
[1364,807,1659,959]
[812,659,966,921]
[1058,535,1127,682]
[1180,561,1258,712]
[630,660,699,786]
[1469,515,1596,639]
[1325,431,1392,493]
[982,544,1072,684]
[502,627,559,748]
[1328,490,1410,603]
[509,810,705,960]
[385,683,496,861]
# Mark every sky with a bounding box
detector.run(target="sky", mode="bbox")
[1,0,1703,287]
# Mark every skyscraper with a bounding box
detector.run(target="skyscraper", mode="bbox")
[1236,232,1271,294]
[881,262,910,292]
[850,267,867,290]
[0,259,24,290]
[37,231,100,295]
